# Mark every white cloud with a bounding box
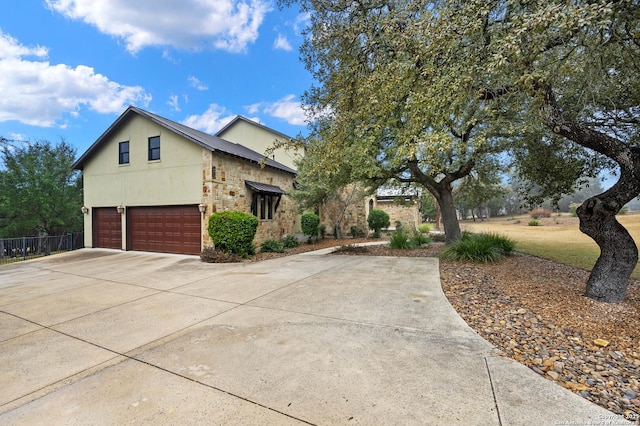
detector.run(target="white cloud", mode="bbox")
[46,0,271,54]
[167,95,180,111]
[246,94,306,125]
[188,76,209,91]
[0,31,150,127]
[273,34,292,51]
[181,104,235,134]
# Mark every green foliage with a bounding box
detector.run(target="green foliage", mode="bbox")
[618,206,628,215]
[207,212,258,258]
[389,227,432,250]
[260,239,285,253]
[0,139,83,237]
[440,233,516,263]
[389,228,411,249]
[350,225,357,238]
[411,230,432,247]
[319,223,326,239]
[418,223,432,233]
[282,235,300,249]
[528,220,541,227]
[367,209,390,238]
[569,203,580,217]
[300,213,320,240]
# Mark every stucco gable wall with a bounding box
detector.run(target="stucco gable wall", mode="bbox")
[218,120,300,171]
[82,114,202,208]
[200,151,297,247]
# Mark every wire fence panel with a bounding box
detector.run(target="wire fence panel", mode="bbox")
[0,232,84,266]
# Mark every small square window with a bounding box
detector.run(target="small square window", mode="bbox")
[148,136,160,161]
[119,141,129,164]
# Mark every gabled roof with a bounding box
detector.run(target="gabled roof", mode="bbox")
[72,106,296,175]
[215,115,294,141]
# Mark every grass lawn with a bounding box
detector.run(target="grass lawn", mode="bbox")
[460,212,640,279]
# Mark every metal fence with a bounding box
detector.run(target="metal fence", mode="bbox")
[0,232,84,265]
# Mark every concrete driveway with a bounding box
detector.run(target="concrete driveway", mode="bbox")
[0,249,631,425]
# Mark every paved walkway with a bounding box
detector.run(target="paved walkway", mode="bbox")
[0,249,632,425]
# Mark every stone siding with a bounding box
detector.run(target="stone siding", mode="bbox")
[371,198,421,230]
[200,150,296,248]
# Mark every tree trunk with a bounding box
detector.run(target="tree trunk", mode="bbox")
[577,196,638,303]
[541,84,640,302]
[437,187,462,245]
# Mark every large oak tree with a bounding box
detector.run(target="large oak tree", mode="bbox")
[286,0,639,302]
[282,0,516,244]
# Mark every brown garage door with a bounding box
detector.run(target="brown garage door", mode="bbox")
[127,205,201,255]
[93,207,122,249]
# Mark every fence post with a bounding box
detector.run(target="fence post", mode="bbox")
[67,233,72,251]
[22,236,26,260]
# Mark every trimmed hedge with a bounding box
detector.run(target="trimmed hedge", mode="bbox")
[367,209,390,238]
[208,211,258,258]
[301,213,320,240]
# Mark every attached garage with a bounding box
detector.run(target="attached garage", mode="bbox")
[127,205,201,255]
[93,207,122,249]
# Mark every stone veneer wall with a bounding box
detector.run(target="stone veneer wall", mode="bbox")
[318,184,369,238]
[373,198,421,230]
[200,150,297,248]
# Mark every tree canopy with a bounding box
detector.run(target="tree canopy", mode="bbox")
[285,0,639,302]
[0,140,83,237]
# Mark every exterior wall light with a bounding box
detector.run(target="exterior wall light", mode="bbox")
[117,205,125,214]
[81,206,89,214]
[198,204,207,214]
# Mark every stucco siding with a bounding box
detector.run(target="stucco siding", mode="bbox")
[82,115,202,248]
[218,120,300,171]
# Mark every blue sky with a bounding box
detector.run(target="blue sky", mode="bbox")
[0,0,312,157]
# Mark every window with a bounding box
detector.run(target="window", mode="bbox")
[148,136,160,161]
[246,181,284,221]
[118,141,129,164]
[251,193,279,220]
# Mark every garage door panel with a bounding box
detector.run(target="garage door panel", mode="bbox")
[93,207,122,249]
[128,206,201,255]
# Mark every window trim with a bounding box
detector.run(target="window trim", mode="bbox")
[118,141,130,165]
[148,136,160,161]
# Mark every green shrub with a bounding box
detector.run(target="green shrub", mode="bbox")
[618,206,628,215]
[319,223,327,239]
[389,228,411,249]
[301,213,320,241]
[440,232,516,263]
[260,239,285,253]
[411,229,431,247]
[208,211,258,258]
[350,225,358,238]
[418,223,432,233]
[367,209,390,238]
[282,235,299,248]
[528,219,540,226]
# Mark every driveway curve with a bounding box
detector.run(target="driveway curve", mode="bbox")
[0,249,630,425]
